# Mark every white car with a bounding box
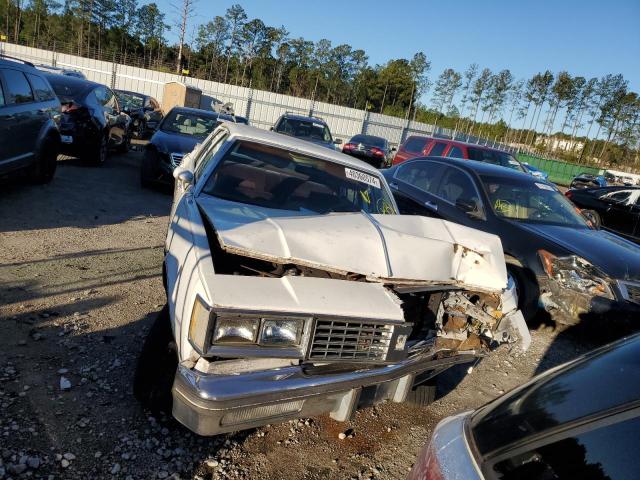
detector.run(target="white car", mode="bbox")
[134,122,530,436]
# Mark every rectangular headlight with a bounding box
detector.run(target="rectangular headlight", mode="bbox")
[212,316,260,344]
[259,318,303,346]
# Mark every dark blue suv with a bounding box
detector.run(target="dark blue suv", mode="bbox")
[0,56,61,183]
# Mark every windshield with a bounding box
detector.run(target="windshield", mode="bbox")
[116,92,144,109]
[161,110,219,137]
[350,135,385,148]
[202,140,396,215]
[468,148,526,172]
[275,118,332,143]
[482,175,588,227]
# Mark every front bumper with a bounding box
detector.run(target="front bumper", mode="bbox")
[172,350,479,436]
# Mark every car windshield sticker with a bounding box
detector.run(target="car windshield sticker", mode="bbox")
[494,199,512,215]
[345,167,381,189]
[535,182,555,191]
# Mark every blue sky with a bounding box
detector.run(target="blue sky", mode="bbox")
[157,0,640,104]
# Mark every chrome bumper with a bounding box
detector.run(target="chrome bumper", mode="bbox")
[172,350,479,436]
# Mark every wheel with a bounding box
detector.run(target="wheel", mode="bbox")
[405,378,437,406]
[29,137,59,184]
[133,305,177,414]
[140,149,159,188]
[506,262,538,322]
[83,134,108,165]
[582,209,601,229]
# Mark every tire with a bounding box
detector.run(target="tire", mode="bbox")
[582,209,601,229]
[29,137,59,184]
[405,378,437,407]
[507,262,538,322]
[133,305,177,414]
[140,149,159,188]
[83,134,108,165]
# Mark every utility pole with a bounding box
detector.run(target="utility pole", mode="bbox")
[174,0,196,74]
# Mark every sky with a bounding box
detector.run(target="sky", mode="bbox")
[156,0,640,105]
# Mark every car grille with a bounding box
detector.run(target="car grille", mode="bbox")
[621,282,640,304]
[308,319,394,362]
[170,153,184,168]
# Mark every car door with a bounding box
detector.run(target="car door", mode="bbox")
[599,190,636,237]
[388,160,448,218]
[431,165,487,228]
[0,67,38,169]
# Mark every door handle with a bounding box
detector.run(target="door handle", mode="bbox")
[389,182,399,190]
[424,200,438,211]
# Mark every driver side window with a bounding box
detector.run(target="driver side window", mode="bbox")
[436,167,480,207]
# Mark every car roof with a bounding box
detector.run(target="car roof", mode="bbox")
[0,56,38,72]
[43,72,100,90]
[220,122,381,176]
[399,155,538,183]
[168,106,218,116]
[404,135,513,154]
[280,112,328,125]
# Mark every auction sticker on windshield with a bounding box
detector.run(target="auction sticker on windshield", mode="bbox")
[535,182,555,191]
[345,167,381,189]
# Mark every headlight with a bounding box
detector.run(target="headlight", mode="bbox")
[212,316,259,344]
[259,319,303,346]
[538,250,614,299]
[211,316,305,347]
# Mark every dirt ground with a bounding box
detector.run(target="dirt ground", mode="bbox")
[0,149,612,479]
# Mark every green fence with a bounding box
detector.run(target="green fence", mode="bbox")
[516,153,603,186]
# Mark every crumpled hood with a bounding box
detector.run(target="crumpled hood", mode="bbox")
[197,197,508,292]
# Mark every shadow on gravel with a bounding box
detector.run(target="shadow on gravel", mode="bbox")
[534,314,640,376]
[0,150,171,233]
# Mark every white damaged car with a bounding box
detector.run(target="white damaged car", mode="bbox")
[134,122,530,436]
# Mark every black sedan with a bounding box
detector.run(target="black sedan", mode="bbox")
[570,172,607,189]
[114,90,163,139]
[383,157,640,325]
[410,332,640,480]
[44,74,131,164]
[566,186,640,243]
[141,107,234,186]
[342,134,393,168]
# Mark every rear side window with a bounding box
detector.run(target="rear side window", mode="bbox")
[2,69,34,104]
[448,146,464,158]
[403,137,429,154]
[27,74,55,101]
[395,161,446,194]
[491,415,640,480]
[429,142,447,156]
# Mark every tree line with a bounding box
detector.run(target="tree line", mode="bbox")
[1,1,638,169]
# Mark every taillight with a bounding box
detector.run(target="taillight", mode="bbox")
[61,102,81,113]
[371,147,384,156]
[408,441,444,480]
[343,143,356,151]
[565,190,573,199]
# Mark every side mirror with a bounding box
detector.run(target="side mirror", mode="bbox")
[173,168,194,191]
[333,138,343,145]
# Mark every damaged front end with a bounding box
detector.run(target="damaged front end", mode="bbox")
[171,215,529,435]
[537,250,618,324]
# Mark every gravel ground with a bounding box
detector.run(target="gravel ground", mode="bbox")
[0,149,611,479]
